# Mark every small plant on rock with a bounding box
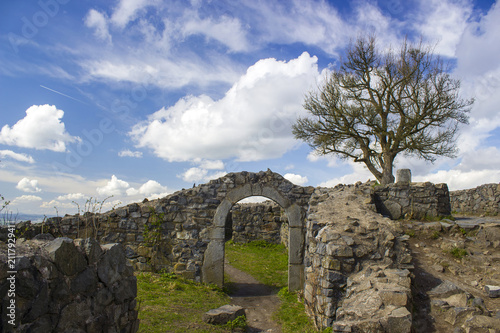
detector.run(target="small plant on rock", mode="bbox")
[405,229,416,238]
[143,207,164,247]
[431,230,440,240]
[223,315,247,330]
[449,247,468,259]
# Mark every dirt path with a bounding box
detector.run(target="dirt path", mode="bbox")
[224,262,282,333]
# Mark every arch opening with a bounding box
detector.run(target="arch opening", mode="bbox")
[202,185,305,291]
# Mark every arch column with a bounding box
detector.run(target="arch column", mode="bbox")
[285,203,305,291]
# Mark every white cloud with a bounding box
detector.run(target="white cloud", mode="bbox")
[131,52,322,162]
[319,161,374,187]
[125,179,169,199]
[0,150,34,164]
[84,9,112,43]
[110,0,156,28]
[0,105,79,152]
[182,14,250,52]
[118,149,143,158]
[414,169,500,191]
[307,151,340,168]
[243,0,347,55]
[41,199,75,210]
[197,159,224,170]
[57,193,86,201]
[239,196,269,203]
[16,178,42,193]
[414,0,473,57]
[138,180,167,196]
[179,167,227,184]
[284,173,308,186]
[11,195,42,205]
[180,167,208,183]
[96,175,130,197]
[456,2,500,76]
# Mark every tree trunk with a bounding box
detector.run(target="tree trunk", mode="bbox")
[380,155,395,185]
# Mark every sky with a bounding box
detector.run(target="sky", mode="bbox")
[0,0,499,216]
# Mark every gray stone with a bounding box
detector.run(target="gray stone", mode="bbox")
[71,267,98,294]
[396,169,412,183]
[97,243,132,287]
[384,200,402,220]
[112,276,138,304]
[79,237,103,263]
[202,305,245,325]
[56,300,92,331]
[45,238,87,276]
[444,307,480,326]
[382,307,412,333]
[428,280,464,298]
[464,315,500,332]
[484,285,500,298]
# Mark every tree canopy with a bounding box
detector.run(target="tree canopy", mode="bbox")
[293,35,474,184]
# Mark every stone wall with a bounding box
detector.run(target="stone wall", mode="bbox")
[303,183,413,331]
[450,183,500,215]
[0,237,138,333]
[373,182,451,220]
[8,171,313,288]
[230,202,287,244]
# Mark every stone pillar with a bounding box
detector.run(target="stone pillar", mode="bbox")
[202,227,225,287]
[288,226,304,291]
[396,169,411,184]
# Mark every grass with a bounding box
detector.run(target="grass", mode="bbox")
[136,272,232,333]
[225,240,289,288]
[137,240,321,332]
[224,240,321,332]
[274,287,323,333]
[449,247,468,259]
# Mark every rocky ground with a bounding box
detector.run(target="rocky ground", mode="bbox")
[403,216,500,332]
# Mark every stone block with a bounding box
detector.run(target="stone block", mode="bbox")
[379,290,409,307]
[444,307,480,326]
[463,315,500,332]
[289,263,304,291]
[202,240,224,287]
[428,280,463,298]
[382,307,412,333]
[71,267,98,295]
[396,169,412,183]
[97,243,132,288]
[289,227,304,264]
[484,285,500,298]
[323,257,341,270]
[327,244,354,257]
[202,305,245,325]
[45,238,87,276]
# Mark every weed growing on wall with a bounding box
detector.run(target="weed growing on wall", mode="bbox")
[72,196,115,239]
[143,208,164,247]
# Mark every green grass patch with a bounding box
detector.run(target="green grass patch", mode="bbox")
[225,241,322,332]
[274,287,321,333]
[136,272,232,333]
[225,240,288,288]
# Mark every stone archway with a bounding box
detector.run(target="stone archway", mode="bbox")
[202,183,306,290]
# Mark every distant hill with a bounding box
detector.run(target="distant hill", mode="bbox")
[2,213,54,224]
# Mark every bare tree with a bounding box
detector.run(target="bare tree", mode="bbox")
[293,35,473,184]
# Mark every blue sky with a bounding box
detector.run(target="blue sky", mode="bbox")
[1,0,499,216]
